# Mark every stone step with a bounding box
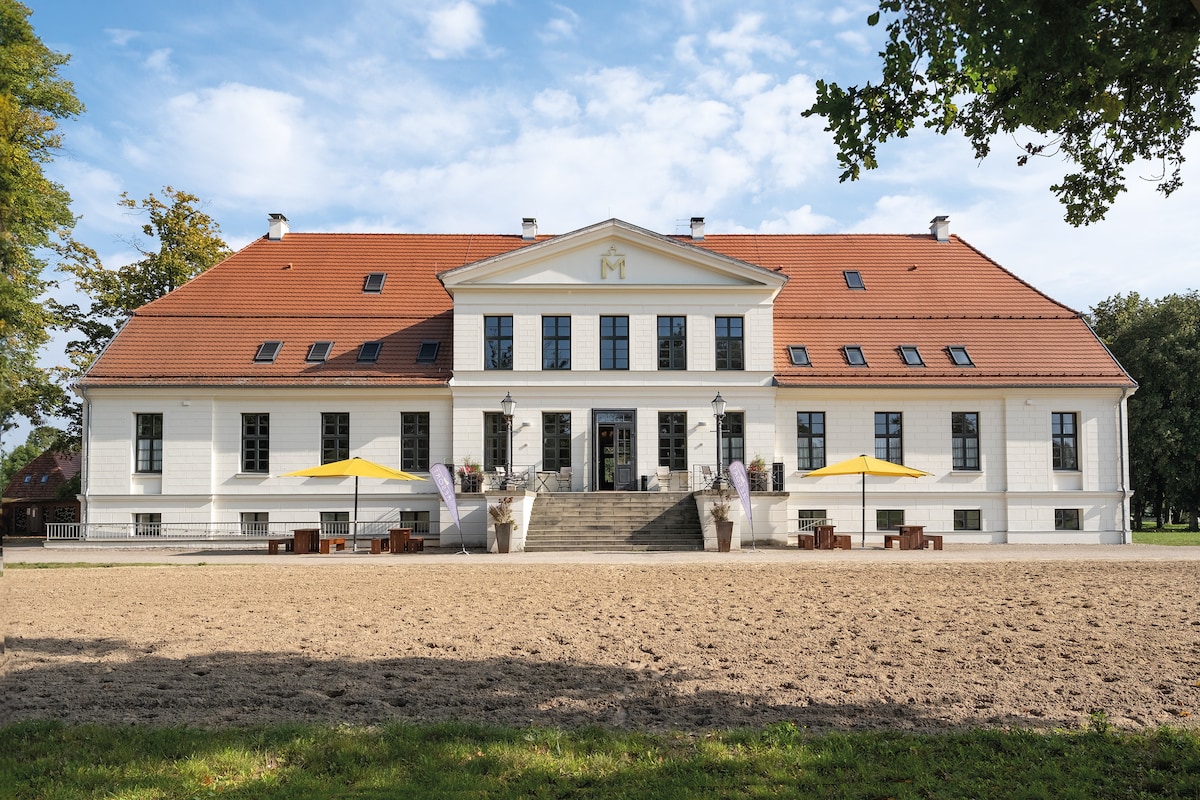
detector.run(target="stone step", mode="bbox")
[524,492,703,552]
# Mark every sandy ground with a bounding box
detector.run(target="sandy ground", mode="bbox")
[2,541,1199,733]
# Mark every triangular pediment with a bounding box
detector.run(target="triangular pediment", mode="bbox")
[438,218,787,292]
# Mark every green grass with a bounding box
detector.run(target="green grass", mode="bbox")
[1132,529,1200,546]
[2,720,1197,798]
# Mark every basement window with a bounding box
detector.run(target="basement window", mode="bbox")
[254,341,282,363]
[843,270,865,290]
[899,345,924,366]
[843,345,867,366]
[947,346,974,366]
[363,273,386,293]
[307,341,333,362]
[787,345,811,366]
[416,341,440,363]
[358,341,382,363]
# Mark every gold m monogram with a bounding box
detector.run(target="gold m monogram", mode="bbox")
[600,245,626,279]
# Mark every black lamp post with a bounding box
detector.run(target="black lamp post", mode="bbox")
[711,392,727,490]
[500,392,516,489]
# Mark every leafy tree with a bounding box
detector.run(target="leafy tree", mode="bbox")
[0,0,83,438]
[805,1,1200,226]
[54,186,232,368]
[0,424,60,487]
[1091,291,1200,530]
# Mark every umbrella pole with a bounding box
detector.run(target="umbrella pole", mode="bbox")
[861,473,866,548]
[352,476,359,553]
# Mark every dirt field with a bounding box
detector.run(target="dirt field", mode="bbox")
[3,550,1198,733]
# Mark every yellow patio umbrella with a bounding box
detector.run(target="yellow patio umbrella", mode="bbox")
[803,455,931,546]
[282,457,424,552]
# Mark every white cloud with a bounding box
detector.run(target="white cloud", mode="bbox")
[706,13,795,70]
[143,48,173,75]
[531,88,581,122]
[425,2,487,59]
[105,28,139,47]
[539,5,580,43]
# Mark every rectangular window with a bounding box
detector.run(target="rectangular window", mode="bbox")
[954,509,981,531]
[397,510,431,536]
[844,345,867,366]
[844,270,865,290]
[788,345,810,366]
[715,316,744,370]
[721,411,745,467]
[485,315,513,370]
[135,413,163,473]
[1052,412,1078,470]
[363,272,386,293]
[241,413,270,473]
[320,510,350,537]
[951,412,980,470]
[796,412,826,470]
[600,316,629,370]
[947,346,973,366]
[899,345,924,366]
[254,341,282,362]
[542,412,572,471]
[240,512,269,536]
[484,412,508,471]
[657,316,687,370]
[874,412,902,463]
[658,412,688,471]
[357,341,381,363]
[1055,508,1081,530]
[401,412,430,471]
[321,412,350,464]
[416,341,440,363]
[134,512,162,537]
[307,341,333,362]
[876,509,904,530]
[798,509,828,531]
[542,316,571,370]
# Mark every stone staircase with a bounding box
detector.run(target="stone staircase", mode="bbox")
[524,492,703,552]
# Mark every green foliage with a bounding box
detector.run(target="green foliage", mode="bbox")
[0,0,83,436]
[2,720,1198,798]
[804,1,1200,226]
[53,186,232,368]
[1090,291,1200,530]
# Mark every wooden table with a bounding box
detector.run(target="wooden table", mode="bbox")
[389,528,411,554]
[292,529,319,554]
[897,525,926,550]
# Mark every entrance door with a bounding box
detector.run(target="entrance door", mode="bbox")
[593,410,636,490]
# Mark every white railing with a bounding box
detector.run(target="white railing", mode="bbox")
[45,519,431,541]
[797,517,833,532]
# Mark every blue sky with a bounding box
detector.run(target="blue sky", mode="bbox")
[29,1,1200,324]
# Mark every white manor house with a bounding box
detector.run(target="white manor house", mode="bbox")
[68,214,1135,550]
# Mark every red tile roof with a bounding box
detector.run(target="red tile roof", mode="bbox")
[81,227,1132,389]
[2,451,82,502]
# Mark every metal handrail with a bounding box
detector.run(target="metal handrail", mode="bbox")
[45,519,431,541]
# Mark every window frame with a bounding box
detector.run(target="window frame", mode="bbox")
[796,411,826,470]
[899,345,924,366]
[400,412,430,471]
[951,411,980,471]
[1051,412,1079,471]
[844,270,865,290]
[134,512,162,537]
[876,509,904,530]
[788,345,811,366]
[135,413,163,474]
[843,345,867,366]
[658,412,688,471]
[874,411,903,463]
[657,316,687,370]
[254,341,282,363]
[416,341,440,363]
[484,412,508,471]
[542,316,571,370]
[241,413,270,473]
[720,411,745,467]
[357,341,382,363]
[362,272,386,293]
[600,315,629,370]
[307,341,333,362]
[321,412,350,465]
[240,511,269,536]
[484,315,514,370]
[715,316,744,370]
[542,412,572,471]
[1054,508,1081,530]
[947,345,974,366]
[953,509,981,531]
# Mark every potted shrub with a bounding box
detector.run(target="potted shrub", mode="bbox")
[748,455,769,491]
[458,457,482,492]
[710,492,734,552]
[488,496,517,553]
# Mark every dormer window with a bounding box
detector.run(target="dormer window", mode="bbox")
[947,346,974,366]
[416,341,440,363]
[358,341,382,363]
[788,345,811,366]
[843,270,865,290]
[254,341,282,363]
[363,273,386,293]
[899,345,924,366]
[307,341,333,362]
[843,345,867,366]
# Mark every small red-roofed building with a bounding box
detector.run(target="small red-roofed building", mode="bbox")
[70,215,1135,549]
[2,451,82,538]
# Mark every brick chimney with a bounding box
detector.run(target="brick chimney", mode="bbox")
[268,213,289,240]
[522,217,538,240]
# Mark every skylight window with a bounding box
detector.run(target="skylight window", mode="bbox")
[843,345,867,366]
[358,341,382,363]
[416,341,440,363]
[307,341,333,362]
[363,273,386,293]
[787,345,811,366]
[947,346,974,366]
[843,270,865,290]
[254,341,282,363]
[899,345,924,366]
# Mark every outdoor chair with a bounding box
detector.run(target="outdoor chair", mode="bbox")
[556,467,572,491]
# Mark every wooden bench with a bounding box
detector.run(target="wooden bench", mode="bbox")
[406,536,425,552]
[796,533,815,550]
[369,537,390,554]
[923,534,944,550]
[831,534,852,550]
[267,538,292,554]
[883,534,901,549]
[318,537,346,554]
